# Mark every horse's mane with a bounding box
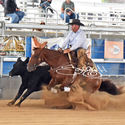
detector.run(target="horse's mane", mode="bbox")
[41,48,69,61]
[33,47,67,58]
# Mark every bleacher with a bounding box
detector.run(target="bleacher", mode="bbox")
[0,1,125,26]
[1,1,125,38]
[20,1,125,26]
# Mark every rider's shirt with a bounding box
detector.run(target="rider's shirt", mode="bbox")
[62,29,89,51]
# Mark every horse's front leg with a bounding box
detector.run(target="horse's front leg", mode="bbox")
[47,78,56,90]
[60,77,73,91]
[60,83,69,91]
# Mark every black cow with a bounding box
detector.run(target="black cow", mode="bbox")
[8,57,51,107]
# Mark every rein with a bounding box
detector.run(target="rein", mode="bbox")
[54,64,75,75]
[67,52,72,63]
[52,64,77,84]
[54,64,101,79]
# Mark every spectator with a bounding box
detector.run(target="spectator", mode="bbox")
[60,0,79,23]
[40,0,46,4]
[0,0,4,7]
[3,0,25,23]
[40,0,53,13]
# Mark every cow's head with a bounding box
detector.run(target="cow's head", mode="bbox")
[9,57,29,76]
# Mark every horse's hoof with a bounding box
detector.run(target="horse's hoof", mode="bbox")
[51,88,58,93]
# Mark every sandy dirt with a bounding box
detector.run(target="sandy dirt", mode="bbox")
[0,99,125,125]
[1,82,125,125]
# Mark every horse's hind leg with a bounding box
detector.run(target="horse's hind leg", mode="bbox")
[68,80,96,111]
[7,84,26,106]
[68,96,96,111]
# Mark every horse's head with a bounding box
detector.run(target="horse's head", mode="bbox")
[27,47,44,72]
[27,38,48,72]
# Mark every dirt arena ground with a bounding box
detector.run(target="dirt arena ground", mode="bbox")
[0,99,125,125]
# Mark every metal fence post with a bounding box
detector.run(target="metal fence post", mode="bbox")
[0,57,3,77]
[0,21,5,36]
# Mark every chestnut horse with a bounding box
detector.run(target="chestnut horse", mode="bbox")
[27,47,76,90]
[27,39,101,93]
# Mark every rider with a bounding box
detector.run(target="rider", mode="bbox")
[61,19,97,70]
[62,19,90,55]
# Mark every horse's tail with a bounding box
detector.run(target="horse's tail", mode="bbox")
[99,79,125,95]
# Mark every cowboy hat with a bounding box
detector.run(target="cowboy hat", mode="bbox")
[68,19,84,26]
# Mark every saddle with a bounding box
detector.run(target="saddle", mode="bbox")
[67,48,97,71]
[77,48,97,71]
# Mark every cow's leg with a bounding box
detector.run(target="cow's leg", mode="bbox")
[7,84,26,106]
[15,89,33,107]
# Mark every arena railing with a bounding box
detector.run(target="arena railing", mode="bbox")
[79,11,125,27]
[45,6,59,24]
